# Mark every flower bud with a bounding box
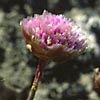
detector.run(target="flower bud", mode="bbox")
[20,10,88,62]
[93,68,100,97]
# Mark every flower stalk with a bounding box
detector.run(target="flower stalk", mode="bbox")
[27,60,47,100]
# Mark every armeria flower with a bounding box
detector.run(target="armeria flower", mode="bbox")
[20,10,88,100]
[20,10,87,62]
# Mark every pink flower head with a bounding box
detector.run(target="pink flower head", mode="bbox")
[20,10,87,62]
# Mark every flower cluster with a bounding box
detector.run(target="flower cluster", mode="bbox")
[20,10,87,62]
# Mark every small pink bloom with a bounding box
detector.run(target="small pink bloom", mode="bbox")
[20,10,87,62]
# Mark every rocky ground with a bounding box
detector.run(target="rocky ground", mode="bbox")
[0,0,100,100]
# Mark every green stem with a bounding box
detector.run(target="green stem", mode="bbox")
[27,60,47,100]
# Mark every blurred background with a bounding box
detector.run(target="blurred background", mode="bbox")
[0,0,100,100]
